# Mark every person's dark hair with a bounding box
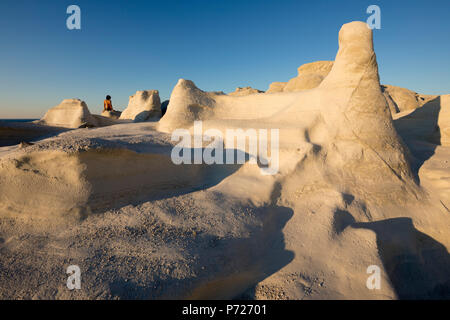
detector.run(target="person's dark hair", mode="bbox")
[106,95,111,100]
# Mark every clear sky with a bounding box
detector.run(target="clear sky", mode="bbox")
[0,0,449,118]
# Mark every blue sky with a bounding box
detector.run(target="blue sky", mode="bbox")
[0,0,449,118]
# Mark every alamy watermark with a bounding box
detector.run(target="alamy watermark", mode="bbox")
[171,121,280,175]
[366,265,381,290]
[66,5,81,30]
[66,265,81,290]
[64,5,379,31]
[366,5,381,30]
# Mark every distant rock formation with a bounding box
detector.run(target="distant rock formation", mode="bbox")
[284,61,334,92]
[266,82,287,93]
[267,61,334,93]
[265,61,440,117]
[228,86,264,96]
[297,60,334,77]
[39,99,99,128]
[382,85,438,113]
[119,90,161,122]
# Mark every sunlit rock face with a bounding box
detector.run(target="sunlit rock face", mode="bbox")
[39,99,98,128]
[266,61,334,93]
[120,90,161,122]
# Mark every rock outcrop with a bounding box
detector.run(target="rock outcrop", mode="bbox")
[297,60,334,77]
[382,85,438,113]
[316,21,417,198]
[266,81,287,93]
[119,90,162,122]
[267,61,334,93]
[101,110,122,120]
[158,79,291,132]
[39,99,98,128]
[283,61,334,92]
[158,80,219,131]
[228,86,264,96]
[266,62,438,117]
[394,94,450,146]
[160,21,418,203]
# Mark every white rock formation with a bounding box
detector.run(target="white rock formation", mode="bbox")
[316,21,417,199]
[2,21,449,301]
[228,86,264,96]
[160,22,417,202]
[267,61,334,93]
[160,21,420,205]
[382,84,438,113]
[39,99,98,128]
[266,62,438,117]
[119,90,161,121]
[297,60,334,77]
[266,81,287,93]
[158,79,293,132]
[283,61,334,92]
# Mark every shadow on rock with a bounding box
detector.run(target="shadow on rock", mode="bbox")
[394,97,442,182]
[334,210,450,299]
[81,146,262,215]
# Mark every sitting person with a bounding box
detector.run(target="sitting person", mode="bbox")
[103,95,114,112]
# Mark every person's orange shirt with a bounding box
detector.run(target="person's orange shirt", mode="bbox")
[104,99,112,111]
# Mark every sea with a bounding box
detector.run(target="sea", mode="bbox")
[0,119,41,147]
[0,119,38,123]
